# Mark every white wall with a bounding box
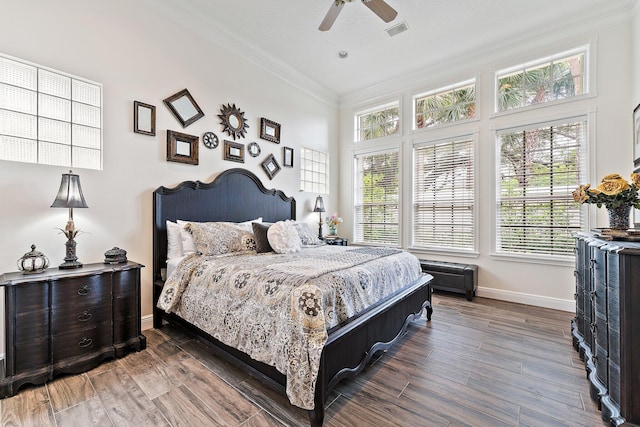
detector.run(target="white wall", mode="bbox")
[0,0,337,352]
[338,16,633,311]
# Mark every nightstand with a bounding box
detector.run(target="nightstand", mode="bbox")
[0,261,146,398]
[324,237,348,246]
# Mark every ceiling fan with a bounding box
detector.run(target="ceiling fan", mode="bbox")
[319,0,398,31]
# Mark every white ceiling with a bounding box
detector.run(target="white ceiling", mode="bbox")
[156,0,633,101]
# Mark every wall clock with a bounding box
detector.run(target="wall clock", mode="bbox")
[202,131,219,149]
[248,142,261,157]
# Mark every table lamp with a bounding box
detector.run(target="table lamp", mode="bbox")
[313,195,325,239]
[51,171,88,269]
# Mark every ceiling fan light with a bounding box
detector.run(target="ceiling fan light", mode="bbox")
[386,21,409,37]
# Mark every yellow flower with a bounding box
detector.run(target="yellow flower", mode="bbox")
[572,184,591,203]
[631,173,640,187]
[597,176,630,195]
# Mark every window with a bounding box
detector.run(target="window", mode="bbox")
[354,150,399,245]
[0,53,102,170]
[355,101,399,142]
[413,137,475,251]
[414,80,476,129]
[300,147,329,194]
[496,47,586,112]
[496,118,586,257]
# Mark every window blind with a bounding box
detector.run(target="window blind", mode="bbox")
[354,149,399,245]
[496,119,586,256]
[413,138,474,250]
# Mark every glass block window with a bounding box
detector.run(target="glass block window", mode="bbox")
[496,47,587,112]
[0,53,102,170]
[354,149,399,245]
[300,147,329,194]
[496,118,586,257]
[413,137,475,251]
[414,80,476,129]
[355,101,400,142]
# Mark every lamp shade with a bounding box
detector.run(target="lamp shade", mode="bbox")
[313,196,325,213]
[51,171,88,209]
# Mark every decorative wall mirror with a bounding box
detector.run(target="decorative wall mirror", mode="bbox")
[261,153,281,180]
[163,89,204,128]
[248,142,261,157]
[167,130,199,165]
[260,117,281,143]
[218,103,249,140]
[133,101,156,136]
[283,146,294,167]
[224,140,245,163]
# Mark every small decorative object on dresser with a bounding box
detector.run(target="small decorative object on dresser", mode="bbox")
[51,171,89,269]
[16,244,49,274]
[323,237,348,246]
[0,262,146,398]
[325,212,342,236]
[104,247,127,264]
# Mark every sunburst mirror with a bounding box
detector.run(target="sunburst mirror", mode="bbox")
[217,103,249,140]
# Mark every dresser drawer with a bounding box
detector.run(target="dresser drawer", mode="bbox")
[594,317,608,350]
[608,327,620,366]
[14,282,49,313]
[52,322,112,361]
[114,315,138,343]
[113,269,139,297]
[13,337,49,373]
[52,275,111,307]
[609,361,621,406]
[594,343,608,385]
[52,299,112,335]
[15,309,50,342]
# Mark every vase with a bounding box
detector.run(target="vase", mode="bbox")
[328,225,337,236]
[607,205,631,230]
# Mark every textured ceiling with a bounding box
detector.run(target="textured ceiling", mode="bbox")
[155,0,633,101]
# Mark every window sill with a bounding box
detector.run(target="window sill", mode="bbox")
[490,252,574,267]
[408,247,479,259]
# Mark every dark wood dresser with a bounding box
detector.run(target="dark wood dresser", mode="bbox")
[0,261,146,398]
[572,232,640,426]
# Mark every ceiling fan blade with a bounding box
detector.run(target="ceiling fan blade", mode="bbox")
[362,0,397,23]
[319,1,344,31]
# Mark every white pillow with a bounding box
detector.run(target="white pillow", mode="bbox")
[176,220,197,255]
[293,222,323,246]
[267,220,301,254]
[166,220,184,259]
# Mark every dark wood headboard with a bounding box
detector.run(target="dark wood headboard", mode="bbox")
[152,168,296,281]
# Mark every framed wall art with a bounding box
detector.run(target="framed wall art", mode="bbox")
[260,118,281,143]
[261,153,281,180]
[167,130,198,165]
[133,101,156,136]
[224,140,245,163]
[634,103,640,167]
[163,88,204,128]
[283,146,293,167]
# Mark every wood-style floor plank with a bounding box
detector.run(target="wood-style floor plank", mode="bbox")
[0,294,608,426]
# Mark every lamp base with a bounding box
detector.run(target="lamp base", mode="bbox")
[59,237,82,269]
[59,260,83,269]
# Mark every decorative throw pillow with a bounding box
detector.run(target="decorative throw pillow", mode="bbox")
[293,222,323,246]
[176,220,197,255]
[252,222,274,253]
[187,222,256,255]
[267,220,301,254]
[166,220,184,259]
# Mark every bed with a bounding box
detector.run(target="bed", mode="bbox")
[152,168,433,426]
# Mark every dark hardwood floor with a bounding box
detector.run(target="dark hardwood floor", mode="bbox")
[0,293,606,426]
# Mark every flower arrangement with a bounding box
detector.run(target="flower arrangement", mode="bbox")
[572,173,640,210]
[325,212,343,227]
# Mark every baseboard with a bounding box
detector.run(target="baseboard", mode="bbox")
[476,287,575,312]
[141,314,154,331]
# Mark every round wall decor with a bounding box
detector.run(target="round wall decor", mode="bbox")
[202,131,219,149]
[217,103,249,140]
[248,142,261,157]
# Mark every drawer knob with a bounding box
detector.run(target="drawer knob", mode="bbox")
[78,337,93,348]
[590,290,596,300]
[77,285,90,295]
[77,311,92,322]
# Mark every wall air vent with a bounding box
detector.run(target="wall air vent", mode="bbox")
[386,21,409,37]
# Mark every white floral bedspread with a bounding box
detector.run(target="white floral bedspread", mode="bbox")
[157,246,422,409]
